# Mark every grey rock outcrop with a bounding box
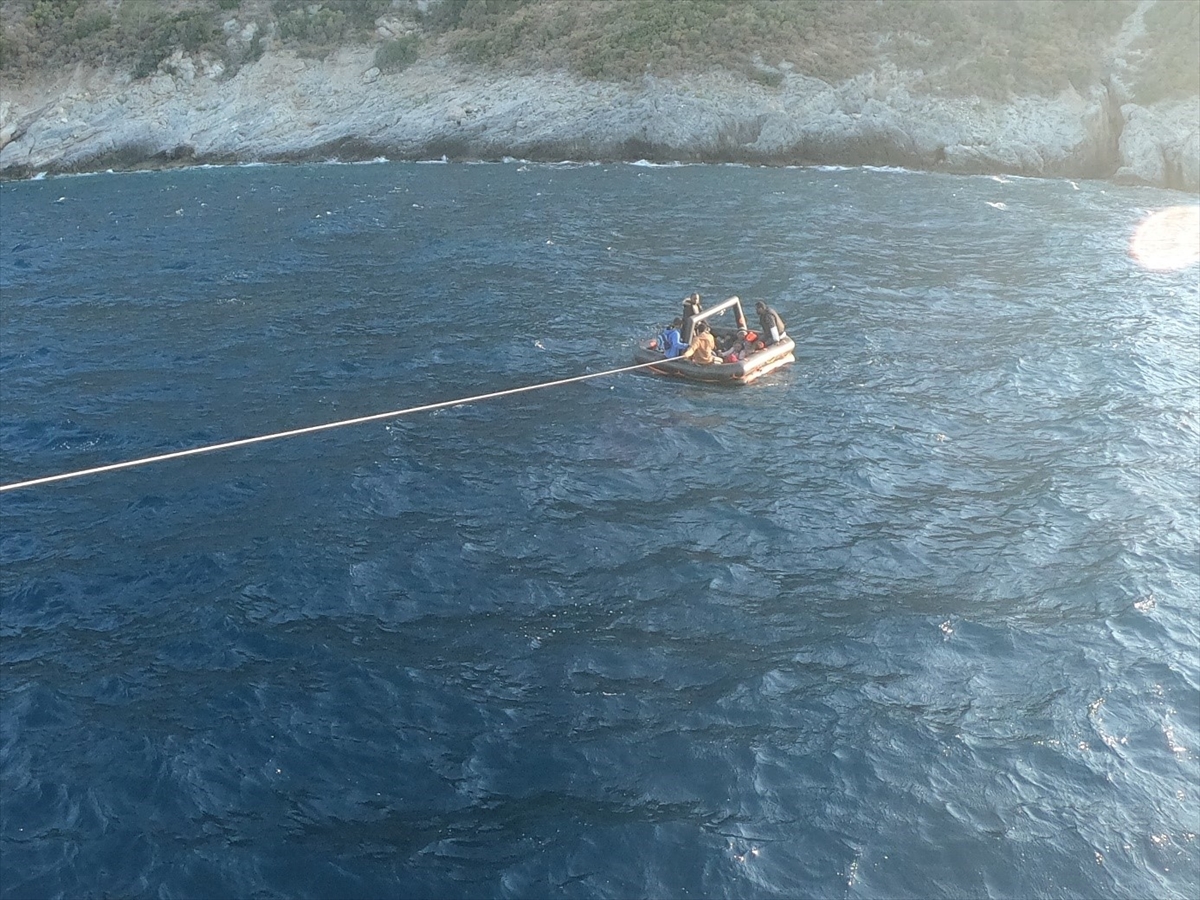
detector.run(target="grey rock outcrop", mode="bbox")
[1,47,1196,191]
[1114,99,1200,189]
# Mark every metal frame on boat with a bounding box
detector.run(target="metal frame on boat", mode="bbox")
[633,295,796,384]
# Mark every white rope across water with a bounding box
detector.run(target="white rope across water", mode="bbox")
[0,358,667,493]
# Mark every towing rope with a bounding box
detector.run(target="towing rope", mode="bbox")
[0,358,667,493]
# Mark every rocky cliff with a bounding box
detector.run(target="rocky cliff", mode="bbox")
[1,24,1196,189]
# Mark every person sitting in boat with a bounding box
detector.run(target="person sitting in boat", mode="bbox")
[680,320,720,364]
[723,330,760,363]
[717,329,745,359]
[681,293,702,344]
[657,318,688,358]
[755,301,787,344]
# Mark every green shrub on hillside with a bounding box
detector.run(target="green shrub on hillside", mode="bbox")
[425,0,1140,99]
[0,0,229,77]
[424,0,535,35]
[278,6,348,45]
[748,68,785,89]
[1,0,1195,106]
[375,34,421,72]
[271,0,390,46]
[67,7,109,41]
[903,0,1136,97]
[0,0,390,77]
[127,7,217,78]
[1131,0,1200,104]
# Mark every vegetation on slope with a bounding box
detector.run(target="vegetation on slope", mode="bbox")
[426,0,1140,99]
[1130,0,1200,104]
[0,0,1196,105]
[0,0,395,78]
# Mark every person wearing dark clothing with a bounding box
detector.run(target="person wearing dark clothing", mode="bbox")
[680,293,702,344]
[755,301,787,344]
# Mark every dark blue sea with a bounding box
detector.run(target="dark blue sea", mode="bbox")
[1,160,1198,899]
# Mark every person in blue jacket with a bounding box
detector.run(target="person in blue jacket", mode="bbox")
[657,318,688,358]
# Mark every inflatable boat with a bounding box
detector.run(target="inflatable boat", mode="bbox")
[633,295,795,384]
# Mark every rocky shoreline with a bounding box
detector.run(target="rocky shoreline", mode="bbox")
[1,45,1197,191]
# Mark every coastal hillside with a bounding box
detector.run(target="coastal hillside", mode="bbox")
[1,0,1197,188]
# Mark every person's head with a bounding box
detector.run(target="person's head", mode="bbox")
[755,301,766,313]
[696,321,709,334]
[671,317,682,328]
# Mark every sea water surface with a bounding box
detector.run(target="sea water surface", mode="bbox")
[1,161,1197,899]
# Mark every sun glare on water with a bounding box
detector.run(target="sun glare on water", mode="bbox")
[1129,205,1200,271]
